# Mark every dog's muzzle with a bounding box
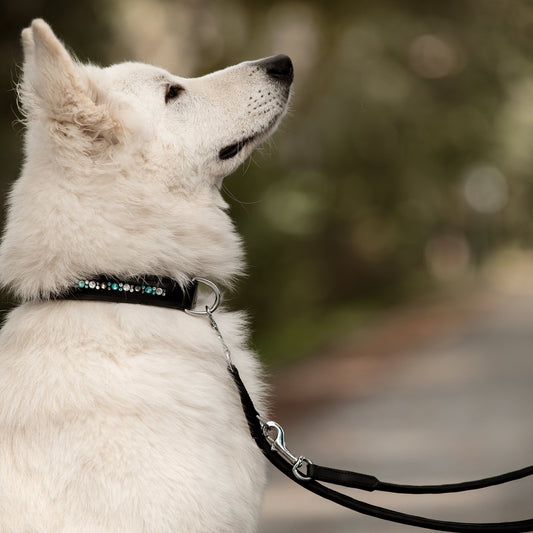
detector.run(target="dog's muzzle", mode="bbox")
[218,55,293,161]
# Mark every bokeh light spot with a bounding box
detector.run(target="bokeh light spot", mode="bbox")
[462,165,508,214]
[409,34,464,79]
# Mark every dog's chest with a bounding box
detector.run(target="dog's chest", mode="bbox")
[0,302,266,531]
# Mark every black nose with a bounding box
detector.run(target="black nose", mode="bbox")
[254,54,294,84]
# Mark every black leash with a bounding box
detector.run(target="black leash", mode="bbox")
[228,363,533,533]
[53,277,533,532]
[307,462,533,494]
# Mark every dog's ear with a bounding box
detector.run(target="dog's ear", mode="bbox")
[19,19,120,144]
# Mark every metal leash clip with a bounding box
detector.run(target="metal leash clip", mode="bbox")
[260,419,312,481]
[187,280,312,482]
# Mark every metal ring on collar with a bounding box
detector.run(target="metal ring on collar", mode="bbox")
[185,277,221,316]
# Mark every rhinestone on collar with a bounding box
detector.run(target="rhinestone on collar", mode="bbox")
[77,279,167,297]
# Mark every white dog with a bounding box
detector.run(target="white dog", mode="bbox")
[0,19,292,532]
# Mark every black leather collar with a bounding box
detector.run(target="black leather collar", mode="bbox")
[55,276,198,311]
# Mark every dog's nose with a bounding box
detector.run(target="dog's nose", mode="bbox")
[254,55,294,84]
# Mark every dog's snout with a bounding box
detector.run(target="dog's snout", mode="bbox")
[254,54,294,84]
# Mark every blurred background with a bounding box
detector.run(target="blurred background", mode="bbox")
[2,1,533,364]
[2,2,533,531]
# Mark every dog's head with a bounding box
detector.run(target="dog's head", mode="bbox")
[0,19,293,299]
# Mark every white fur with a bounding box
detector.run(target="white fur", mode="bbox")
[0,19,291,532]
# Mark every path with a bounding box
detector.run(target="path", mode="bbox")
[259,286,533,532]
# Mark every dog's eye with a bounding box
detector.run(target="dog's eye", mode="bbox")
[165,84,184,103]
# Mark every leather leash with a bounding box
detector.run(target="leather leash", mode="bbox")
[227,361,533,532]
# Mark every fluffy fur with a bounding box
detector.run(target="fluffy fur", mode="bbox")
[0,19,292,532]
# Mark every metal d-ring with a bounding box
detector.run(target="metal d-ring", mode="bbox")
[292,456,312,481]
[184,277,221,316]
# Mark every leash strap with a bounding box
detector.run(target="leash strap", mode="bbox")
[307,463,533,494]
[227,363,533,533]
